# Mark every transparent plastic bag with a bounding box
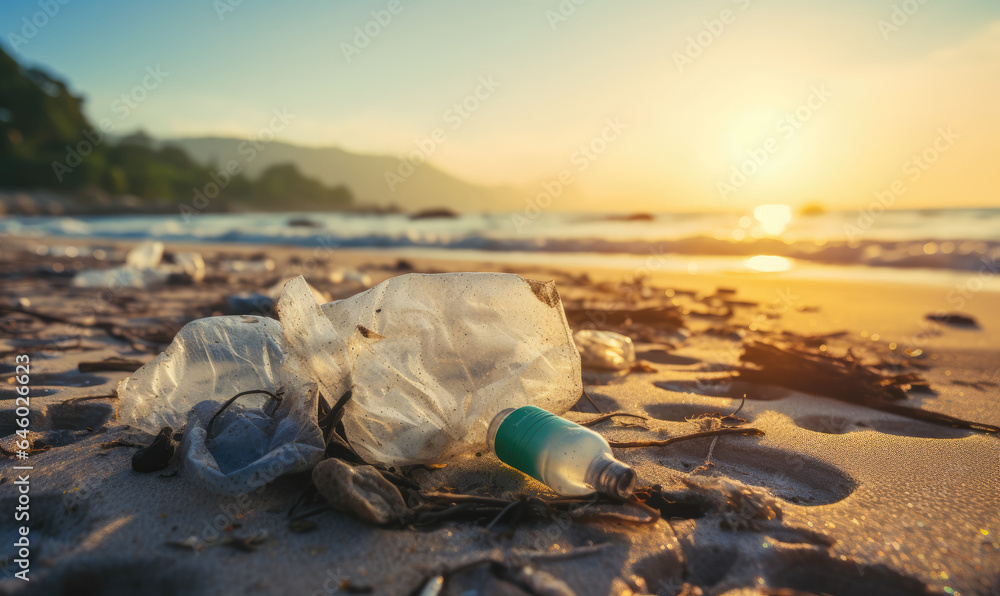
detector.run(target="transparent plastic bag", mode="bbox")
[125,240,164,269]
[117,315,324,495]
[173,251,206,282]
[72,240,169,289]
[573,329,636,370]
[72,265,170,289]
[277,273,582,466]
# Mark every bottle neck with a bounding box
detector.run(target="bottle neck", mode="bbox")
[585,453,637,500]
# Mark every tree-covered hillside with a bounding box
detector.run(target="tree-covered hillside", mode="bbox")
[0,47,351,211]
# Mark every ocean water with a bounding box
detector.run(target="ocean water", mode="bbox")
[3,208,999,288]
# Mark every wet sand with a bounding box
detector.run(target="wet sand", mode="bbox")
[1,235,998,595]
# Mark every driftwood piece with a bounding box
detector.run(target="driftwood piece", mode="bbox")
[737,341,998,433]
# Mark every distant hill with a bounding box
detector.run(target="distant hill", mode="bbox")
[163,137,521,212]
[0,46,351,212]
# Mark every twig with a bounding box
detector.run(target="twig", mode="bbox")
[63,393,118,405]
[608,427,764,448]
[78,358,146,373]
[417,492,513,507]
[578,412,648,427]
[581,389,602,413]
[727,396,746,417]
[485,499,524,531]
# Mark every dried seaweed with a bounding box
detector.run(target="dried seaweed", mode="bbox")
[737,341,999,433]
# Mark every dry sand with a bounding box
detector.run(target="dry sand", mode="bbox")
[0,236,998,595]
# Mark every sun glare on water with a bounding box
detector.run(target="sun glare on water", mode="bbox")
[753,204,793,236]
[745,255,792,272]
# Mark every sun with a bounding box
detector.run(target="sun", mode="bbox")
[753,204,793,236]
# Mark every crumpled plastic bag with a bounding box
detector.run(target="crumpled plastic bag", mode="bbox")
[573,329,636,370]
[117,315,324,495]
[72,240,169,289]
[117,272,581,491]
[277,272,582,466]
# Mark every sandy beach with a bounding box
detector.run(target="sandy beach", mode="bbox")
[0,234,997,596]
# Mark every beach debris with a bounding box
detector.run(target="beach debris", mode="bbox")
[118,316,287,432]
[607,427,764,449]
[414,575,445,596]
[72,265,170,289]
[490,406,638,499]
[328,268,372,286]
[736,341,1000,433]
[221,531,269,552]
[564,305,687,345]
[336,579,374,594]
[267,277,329,305]
[221,258,275,274]
[409,547,611,596]
[226,291,275,316]
[131,426,176,473]
[490,563,576,596]
[117,316,325,495]
[167,531,269,553]
[577,412,649,427]
[312,458,410,525]
[279,273,581,466]
[680,476,782,532]
[573,329,636,370]
[71,241,171,289]
[77,357,146,373]
[926,311,980,328]
[125,240,164,269]
[172,251,206,282]
[950,379,999,392]
[0,431,41,456]
[115,272,580,493]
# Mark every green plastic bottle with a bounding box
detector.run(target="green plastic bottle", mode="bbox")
[488,406,637,499]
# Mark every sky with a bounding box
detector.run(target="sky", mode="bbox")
[2,0,999,212]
